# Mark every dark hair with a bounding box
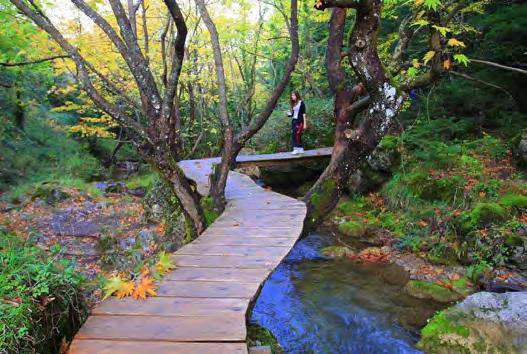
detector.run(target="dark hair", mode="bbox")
[290,90,301,108]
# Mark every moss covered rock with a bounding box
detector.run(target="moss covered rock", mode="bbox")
[459,202,507,232]
[405,280,464,303]
[418,292,527,353]
[143,177,185,245]
[500,194,527,210]
[321,245,355,258]
[408,172,465,202]
[338,220,365,237]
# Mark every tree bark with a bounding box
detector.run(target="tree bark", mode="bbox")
[194,0,234,213]
[303,0,404,230]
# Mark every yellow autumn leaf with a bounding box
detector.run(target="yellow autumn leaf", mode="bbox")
[423,51,436,65]
[447,38,466,47]
[412,58,421,68]
[443,59,452,70]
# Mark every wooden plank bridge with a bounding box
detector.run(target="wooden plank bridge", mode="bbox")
[69,148,332,354]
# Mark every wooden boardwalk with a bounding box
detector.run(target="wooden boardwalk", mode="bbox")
[68,149,330,353]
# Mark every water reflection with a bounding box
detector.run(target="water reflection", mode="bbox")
[250,232,443,354]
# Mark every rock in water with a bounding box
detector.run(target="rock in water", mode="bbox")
[418,291,527,353]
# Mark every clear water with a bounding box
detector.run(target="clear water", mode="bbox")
[250,231,444,354]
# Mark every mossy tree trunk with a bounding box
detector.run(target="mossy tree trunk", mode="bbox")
[304,0,449,230]
[304,2,404,230]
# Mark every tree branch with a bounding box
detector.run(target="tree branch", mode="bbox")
[449,70,516,102]
[0,55,69,66]
[471,59,527,76]
[314,0,360,10]
[327,8,347,93]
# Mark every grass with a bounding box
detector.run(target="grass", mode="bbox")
[0,229,87,353]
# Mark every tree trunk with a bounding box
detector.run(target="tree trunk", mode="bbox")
[150,152,206,239]
[303,0,404,231]
[194,0,234,214]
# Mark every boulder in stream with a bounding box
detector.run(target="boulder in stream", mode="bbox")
[418,291,527,354]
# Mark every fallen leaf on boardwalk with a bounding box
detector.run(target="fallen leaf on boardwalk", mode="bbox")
[103,276,135,300]
[155,251,176,275]
[133,276,157,299]
[233,222,240,227]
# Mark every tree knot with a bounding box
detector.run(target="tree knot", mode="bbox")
[355,39,366,49]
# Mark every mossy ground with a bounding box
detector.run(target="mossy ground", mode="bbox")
[247,324,284,354]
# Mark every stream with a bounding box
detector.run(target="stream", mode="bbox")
[249,230,445,354]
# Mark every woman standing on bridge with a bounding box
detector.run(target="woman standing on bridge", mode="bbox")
[287,90,307,155]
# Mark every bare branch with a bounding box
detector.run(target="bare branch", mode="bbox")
[449,70,516,102]
[0,55,69,67]
[314,0,360,10]
[471,59,527,76]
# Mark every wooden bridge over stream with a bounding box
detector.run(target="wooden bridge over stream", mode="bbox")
[69,148,332,354]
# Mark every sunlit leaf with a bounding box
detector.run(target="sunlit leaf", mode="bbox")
[447,38,466,47]
[132,276,157,299]
[454,54,470,66]
[155,251,176,275]
[103,276,135,300]
[424,0,442,10]
[423,51,436,65]
[432,25,452,36]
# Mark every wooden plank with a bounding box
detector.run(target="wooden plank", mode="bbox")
[193,235,296,247]
[69,340,248,354]
[177,244,292,258]
[156,280,261,299]
[206,226,302,237]
[75,314,246,342]
[93,297,249,317]
[173,254,282,269]
[164,267,270,282]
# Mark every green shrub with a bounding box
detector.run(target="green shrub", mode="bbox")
[466,261,492,282]
[459,202,507,231]
[379,135,400,150]
[500,194,527,210]
[0,229,87,353]
[338,220,365,236]
[407,172,464,203]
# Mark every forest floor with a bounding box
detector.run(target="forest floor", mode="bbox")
[0,185,167,303]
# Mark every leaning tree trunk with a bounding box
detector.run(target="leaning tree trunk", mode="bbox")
[303,1,404,231]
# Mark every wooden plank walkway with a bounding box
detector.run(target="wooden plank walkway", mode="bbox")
[67,149,328,353]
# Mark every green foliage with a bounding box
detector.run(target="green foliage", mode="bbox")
[405,280,462,303]
[418,310,471,353]
[247,324,283,354]
[466,260,492,282]
[500,194,527,210]
[338,220,364,237]
[458,203,507,231]
[200,196,220,226]
[0,229,86,353]
[126,173,156,190]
